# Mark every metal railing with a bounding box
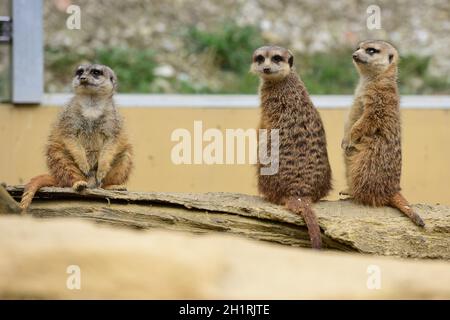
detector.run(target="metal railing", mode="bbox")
[41,94,450,109]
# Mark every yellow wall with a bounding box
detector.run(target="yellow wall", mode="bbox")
[1,104,449,205]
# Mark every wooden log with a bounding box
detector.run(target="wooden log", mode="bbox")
[4,185,450,259]
[0,184,21,214]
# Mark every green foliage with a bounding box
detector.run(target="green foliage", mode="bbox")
[297,49,357,94]
[399,55,450,94]
[187,22,264,74]
[0,69,9,102]
[45,47,157,93]
[95,48,157,93]
[44,24,449,95]
[46,47,84,73]
[297,50,449,95]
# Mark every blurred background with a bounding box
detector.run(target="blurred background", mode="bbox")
[45,0,449,94]
[0,0,449,204]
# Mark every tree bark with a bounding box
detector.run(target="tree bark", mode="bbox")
[0,185,21,214]
[4,185,450,259]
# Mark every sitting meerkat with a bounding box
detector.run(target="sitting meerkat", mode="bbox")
[20,64,133,210]
[342,40,425,227]
[251,46,332,249]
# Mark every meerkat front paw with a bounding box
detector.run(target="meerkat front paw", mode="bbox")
[87,175,98,189]
[78,163,91,177]
[96,164,111,186]
[341,138,348,150]
[344,144,357,156]
[96,172,106,187]
[72,180,88,192]
[349,125,364,145]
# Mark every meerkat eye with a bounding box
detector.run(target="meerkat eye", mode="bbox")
[91,69,103,77]
[272,55,283,63]
[75,69,84,76]
[255,55,265,64]
[365,48,379,55]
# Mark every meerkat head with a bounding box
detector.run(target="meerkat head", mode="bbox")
[72,64,117,96]
[352,40,399,75]
[251,46,294,81]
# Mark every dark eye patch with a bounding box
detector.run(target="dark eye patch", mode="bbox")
[365,47,380,55]
[91,69,103,77]
[75,69,84,76]
[272,55,283,63]
[255,55,265,64]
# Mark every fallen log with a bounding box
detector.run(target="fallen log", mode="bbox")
[3,185,450,259]
[0,184,21,214]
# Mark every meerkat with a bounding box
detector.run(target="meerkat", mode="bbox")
[251,46,332,249]
[342,40,425,227]
[20,64,133,210]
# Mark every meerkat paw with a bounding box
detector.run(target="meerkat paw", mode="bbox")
[78,163,91,177]
[102,184,127,191]
[87,175,98,189]
[72,180,88,192]
[96,168,109,187]
[341,138,349,150]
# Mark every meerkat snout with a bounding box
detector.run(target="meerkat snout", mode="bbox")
[72,64,117,96]
[250,45,294,80]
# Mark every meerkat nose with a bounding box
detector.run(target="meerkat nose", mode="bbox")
[352,53,358,60]
[263,67,271,74]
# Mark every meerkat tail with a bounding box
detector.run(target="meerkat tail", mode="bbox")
[20,174,56,211]
[389,192,425,227]
[285,197,322,249]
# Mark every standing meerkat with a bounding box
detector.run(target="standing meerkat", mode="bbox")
[251,46,332,249]
[342,40,425,227]
[20,64,133,210]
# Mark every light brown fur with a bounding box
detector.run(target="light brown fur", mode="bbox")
[252,46,332,249]
[20,64,133,210]
[342,40,425,227]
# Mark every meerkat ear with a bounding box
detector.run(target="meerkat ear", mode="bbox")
[388,54,394,64]
[288,55,294,68]
[287,50,294,67]
[107,67,118,89]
